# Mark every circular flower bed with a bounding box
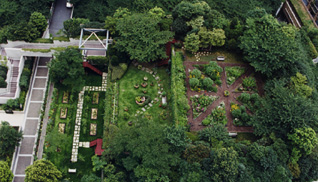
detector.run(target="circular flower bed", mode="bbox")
[224,90,230,97]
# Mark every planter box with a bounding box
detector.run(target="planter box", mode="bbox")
[90,123,97,136]
[58,123,65,133]
[91,108,98,120]
[60,108,67,119]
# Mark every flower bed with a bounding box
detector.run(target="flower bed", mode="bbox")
[60,108,67,119]
[202,102,227,126]
[230,103,251,126]
[225,66,245,85]
[91,108,98,120]
[62,91,69,103]
[191,94,218,119]
[58,123,65,133]
[92,92,99,104]
[90,123,97,136]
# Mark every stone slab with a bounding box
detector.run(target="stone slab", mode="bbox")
[33,78,46,88]
[30,89,44,101]
[13,177,25,182]
[15,156,32,175]
[27,103,42,117]
[36,68,48,77]
[24,119,39,135]
[20,137,36,154]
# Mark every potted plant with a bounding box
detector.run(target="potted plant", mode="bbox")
[162,91,166,97]
[124,106,128,112]
[162,103,167,109]
[144,76,148,81]
[224,90,230,97]
[134,83,139,89]
[141,82,148,87]
[150,82,154,86]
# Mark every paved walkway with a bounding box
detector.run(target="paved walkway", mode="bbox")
[12,57,50,182]
[49,0,72,36]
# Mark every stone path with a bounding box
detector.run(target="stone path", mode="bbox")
[12,57,50,182]
[71,73,107,162]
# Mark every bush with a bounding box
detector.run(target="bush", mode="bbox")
[0,70,7,80]
[32,38,53,43]
[87,56,108,65]
[242,77,256,90]
[189,78,200,88]
[111,63,128,81]
[0,65,8,72]
[4,99,19,110]
[238,93,250,103]
[203,77,213,90]
[0,77,7,88]
[191,69,201,78]
[111,56,119,66]
[202,118,210,126]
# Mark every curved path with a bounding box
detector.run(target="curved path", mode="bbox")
[184,61,264,132]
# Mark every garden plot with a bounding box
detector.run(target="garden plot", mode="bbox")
[117,64,171,127]
[184,60,263,132]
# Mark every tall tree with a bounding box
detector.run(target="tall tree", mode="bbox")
[48,48,85,91]
[239,14,299,77]
[25,159,62,182]
[0,121,23,160]
[0,161,13,182]
[106,121,181,181]
[116,13,173,62]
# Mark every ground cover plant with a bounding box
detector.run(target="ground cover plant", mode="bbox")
[225,66,245,85]
[230,103,251,126]
[117,65,171,127]
[191,94,218,119]
[202,102,227,126]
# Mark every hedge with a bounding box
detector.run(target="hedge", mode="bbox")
[171,50,190,126]
[87,56,108,66]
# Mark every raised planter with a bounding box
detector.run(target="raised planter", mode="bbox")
[62,91,69,103]
[90,123,97,135]
[92,92,99,104]
[58,123,65,133]
[91,108,98,120]
[60,108,67,119]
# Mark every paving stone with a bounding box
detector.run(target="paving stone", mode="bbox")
[149,103,153,107]
[15,156,32,175]
[33,78,46,88]
[24,119,38,135]
[20,137,36,154]
[142,108,146,112]
[27,103,42,117]
[31,89,44,101]
[36,68,48,76]
[13,177,25,182]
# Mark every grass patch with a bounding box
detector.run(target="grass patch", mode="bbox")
[22,48,51,53]
[32,38,53,43]
[186,48,244,63]
[53,36,70,42]
[117,65,172,127]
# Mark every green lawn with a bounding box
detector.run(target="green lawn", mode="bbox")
[117,65,172,127]
[45,73,104,181]
[185,48,244,63]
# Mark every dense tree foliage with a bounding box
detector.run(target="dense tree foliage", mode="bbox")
[240,14,300,77]
[115,11,173,62]
[0,121,23,160]
[25,159,62,182]
[48,48,85,91]
[0,161,13,182]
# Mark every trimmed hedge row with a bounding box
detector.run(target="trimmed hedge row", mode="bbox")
[171,50,190,126]
[0,65,8,88]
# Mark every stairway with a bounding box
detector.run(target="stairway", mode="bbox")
[82,62,102,75]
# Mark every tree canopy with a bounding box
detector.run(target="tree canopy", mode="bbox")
[0,161,13,182]
[48,48,85,91]
[115,12,173,62]
[25,159,62,182]
[0,121,23,160]
[239,14,300,77]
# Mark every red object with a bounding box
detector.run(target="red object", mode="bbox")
[83,62,103,75]
[157,39,177,67]
[90,138,104,156]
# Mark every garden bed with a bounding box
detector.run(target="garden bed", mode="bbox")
[191,94,218,119]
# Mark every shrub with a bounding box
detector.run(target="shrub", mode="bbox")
[0,70,7,79]
[0,65,8,72]
[0,77,7,88]
[191,69,201,78]
[110,56,119,66]
[242,77,256,89]
[4,99,19,110]
[189,78,200,88]
[87,56,108,65]
[238,93,250,103]
[202,118,210,126]
[203,77,213,89]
